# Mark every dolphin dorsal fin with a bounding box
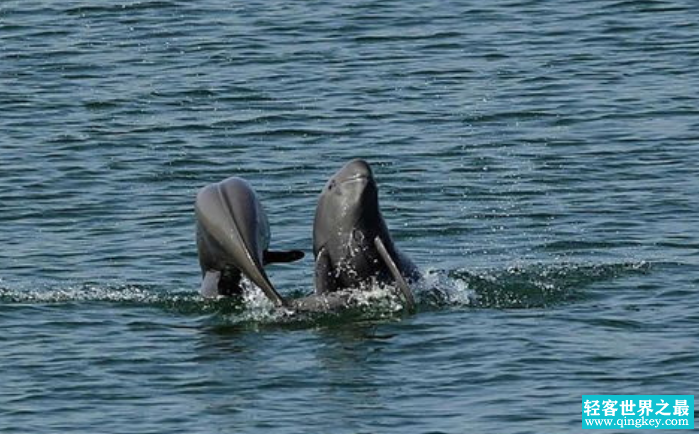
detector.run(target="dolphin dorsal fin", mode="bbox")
[374,237,417,313]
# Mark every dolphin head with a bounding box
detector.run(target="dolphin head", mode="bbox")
[313,159,384,252]
[320,158,378,224]
[332,158,374,185]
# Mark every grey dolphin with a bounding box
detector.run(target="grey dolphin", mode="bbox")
[308,159,419,311]
[195,177,303,306]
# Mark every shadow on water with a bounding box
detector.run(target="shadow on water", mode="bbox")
[0,260,652,329]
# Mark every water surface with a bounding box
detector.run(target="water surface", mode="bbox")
[2,1,698,432]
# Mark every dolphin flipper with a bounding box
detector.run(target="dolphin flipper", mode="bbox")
[263,250,305,265]
[200,270,221,298]
[314,247,338,295]
[374,237,417,312]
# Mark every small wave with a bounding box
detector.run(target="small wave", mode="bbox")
[446,261,651,309]
[0,283,215,314]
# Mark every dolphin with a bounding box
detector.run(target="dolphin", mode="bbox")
[308,159,419,311]
[195,177,303,306]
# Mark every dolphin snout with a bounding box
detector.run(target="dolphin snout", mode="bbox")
[336,159,373,183]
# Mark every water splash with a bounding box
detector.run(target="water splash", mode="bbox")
[0,260,652,326]
[416,267,478,307]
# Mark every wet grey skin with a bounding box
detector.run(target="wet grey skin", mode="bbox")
[195,177,303,307]
[293,159,419,312]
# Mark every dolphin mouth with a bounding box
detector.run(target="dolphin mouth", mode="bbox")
[339,174,371,185]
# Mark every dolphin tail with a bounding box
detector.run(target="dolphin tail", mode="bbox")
[196,180,288,307]
[374,236,417,313]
